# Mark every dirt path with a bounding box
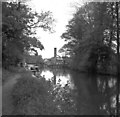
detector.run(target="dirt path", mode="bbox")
[2,74,21,115]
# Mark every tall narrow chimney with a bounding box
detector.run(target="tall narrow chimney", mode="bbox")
[54,48,57,57]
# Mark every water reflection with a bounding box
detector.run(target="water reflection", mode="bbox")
[96,76,119,115]
[40,69,75,89]
[37,68,119,115]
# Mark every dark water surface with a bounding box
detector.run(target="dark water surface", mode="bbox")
[37,68,118,115]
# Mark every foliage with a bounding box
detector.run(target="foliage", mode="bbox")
[2,2,54,68]
[24,55,44,64]
[60,2,120,73]
[12,74,59,115]
[51,80,77,115]
[11,72,77,115]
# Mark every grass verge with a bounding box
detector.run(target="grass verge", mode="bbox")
[11,72,60,115]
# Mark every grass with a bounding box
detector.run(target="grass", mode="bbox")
[11,72,60,115]
[2,69,15,84]
[2,66,26,84]
[2,66,60,115]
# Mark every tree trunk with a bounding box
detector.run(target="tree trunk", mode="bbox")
[116,2,120,116]
[109,3,114,48]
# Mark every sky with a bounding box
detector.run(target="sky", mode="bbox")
[27,0,82,58]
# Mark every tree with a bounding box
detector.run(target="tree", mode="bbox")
[61,1,120,114]
[61,2,117,74]
[2,2,54,68]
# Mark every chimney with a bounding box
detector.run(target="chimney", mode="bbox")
[54,48,57,57]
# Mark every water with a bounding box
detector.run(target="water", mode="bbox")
[36,68,119,115]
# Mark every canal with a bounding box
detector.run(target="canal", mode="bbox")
[36,68,118,115]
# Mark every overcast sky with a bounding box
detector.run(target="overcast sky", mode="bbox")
[27,0,82,58]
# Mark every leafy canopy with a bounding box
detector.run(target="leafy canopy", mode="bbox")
[2,2,54,68]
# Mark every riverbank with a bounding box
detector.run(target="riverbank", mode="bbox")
[2,67,61,115]
[2,67,33,115]
[11,73,61,115]
[3,66,79,115]
[2,74,21,115]
[2,67,27,115]
[2,65,117,115]
[61,65,117,77]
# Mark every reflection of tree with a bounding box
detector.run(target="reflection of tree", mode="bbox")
[51,68,69,77]
[71,72,102,115]
[70,71,119,115]
[97,76,117,115]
